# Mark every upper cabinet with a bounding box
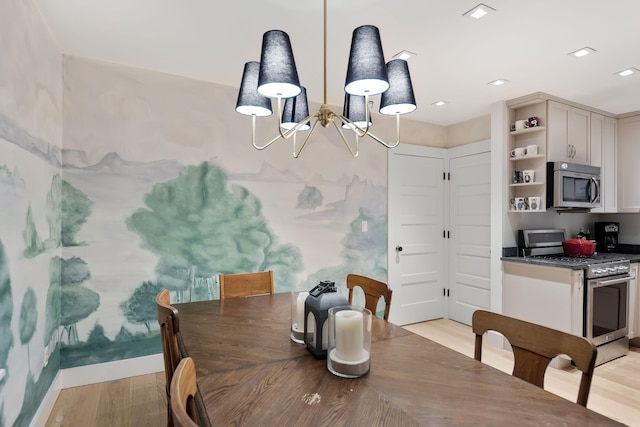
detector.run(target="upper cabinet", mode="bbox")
[617,115,640,212]
[547,100,590,164]
[590,113,617,213]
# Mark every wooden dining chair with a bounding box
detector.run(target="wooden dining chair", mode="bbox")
[170,357,199,427]
[219,270,274,299]
[156,289,182,427]
[346,274,393,321]
[472,309,597,407]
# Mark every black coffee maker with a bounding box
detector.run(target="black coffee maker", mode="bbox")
[594,222,619,253]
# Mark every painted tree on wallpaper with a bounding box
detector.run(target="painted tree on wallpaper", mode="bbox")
[19,287,37,369]
[44,257,61,349]
[0,239,12,386]
[22,205,43,258]
[297,185,323,213]
[58,257,99,344]
[121,281,163,334]
[59,177,92,247]
[127,161,304,300]
[307,208,388,314]
[21,174,85,259]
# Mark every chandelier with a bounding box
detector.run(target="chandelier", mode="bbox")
[235,0,417,158]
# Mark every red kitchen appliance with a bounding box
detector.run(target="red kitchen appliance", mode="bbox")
[562,238,596,257]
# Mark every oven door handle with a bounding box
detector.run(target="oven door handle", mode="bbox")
[592,275,631,287]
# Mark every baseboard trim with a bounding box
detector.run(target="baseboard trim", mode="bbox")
[30,354,164,427]
[59,353,164,389]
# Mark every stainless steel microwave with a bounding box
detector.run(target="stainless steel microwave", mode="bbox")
[546,162,601,210]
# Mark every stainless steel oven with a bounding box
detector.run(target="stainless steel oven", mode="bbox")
[584,260,631,365]
[518,228,631,366]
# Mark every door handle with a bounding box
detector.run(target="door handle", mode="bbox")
[395,246,403,252]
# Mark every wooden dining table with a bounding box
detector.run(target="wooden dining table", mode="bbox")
[176,293,623,426]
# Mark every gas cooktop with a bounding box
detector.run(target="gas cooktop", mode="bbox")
[527,253,628,265]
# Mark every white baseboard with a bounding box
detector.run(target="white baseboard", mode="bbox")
[30,354,164,427]
[59,353,164,388]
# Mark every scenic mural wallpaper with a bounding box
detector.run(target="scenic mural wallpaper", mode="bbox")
[0,1,390,425]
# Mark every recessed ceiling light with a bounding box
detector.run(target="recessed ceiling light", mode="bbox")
[568,47,596,57]
[393,50,417,61]
[615,67,639,77]
[432,101,448,106]
[463,3,496,19]
[488,78,509,86]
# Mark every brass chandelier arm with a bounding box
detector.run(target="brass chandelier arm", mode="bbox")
[293,119,322,158]
[251,112,316,151]
[330,118,360,158]
[336,112,401,149]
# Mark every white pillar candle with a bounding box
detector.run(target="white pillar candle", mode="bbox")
[294,291,308,332]
[335,310,364,361]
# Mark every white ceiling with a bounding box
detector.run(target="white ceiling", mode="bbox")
[34,0,640,126]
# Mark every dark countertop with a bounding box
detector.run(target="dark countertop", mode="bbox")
[502,252,640,269]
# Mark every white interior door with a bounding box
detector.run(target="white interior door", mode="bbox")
[388,145,446,326]
[447,150,491,325]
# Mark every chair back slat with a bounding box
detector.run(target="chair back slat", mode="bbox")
[346,274,393,321]
[219,270,274,299]
[171,357,199,427]
[472,309,597,407]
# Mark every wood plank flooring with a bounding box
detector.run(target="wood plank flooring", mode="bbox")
[45,319,640,426]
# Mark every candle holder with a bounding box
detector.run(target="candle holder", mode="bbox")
[290,290,309,344]
[327,306,371,378]
[304,281,349,359]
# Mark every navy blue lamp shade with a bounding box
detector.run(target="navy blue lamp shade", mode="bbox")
[344,25,389,96]
[257,30,302,99]
[282,87,311,130]
[236,61,273,117]
[342,94,372,129]
[380,59,417,115]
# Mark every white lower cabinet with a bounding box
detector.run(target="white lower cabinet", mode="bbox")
[503,261,583,368]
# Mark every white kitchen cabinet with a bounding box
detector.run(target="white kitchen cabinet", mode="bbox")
[590,113,617,213]
[547,100,590,164]
[617,115,640,212]
[503,261,583,368]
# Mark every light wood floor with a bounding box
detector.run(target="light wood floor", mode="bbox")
[45,319,640,426]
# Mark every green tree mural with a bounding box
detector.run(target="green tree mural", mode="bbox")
[296,185,323,213]
[127,162,303,299]
[45,173,62,249]
[22,204,43,258]
[307,209,387,293]
[60,177,92,246]
[86,323,110,348]
[121,281,163,333]
[44,256,61,346]
[56,257,100,344]
[19,287,38,368]
[45,174,92,247]
[0,239,13,385]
